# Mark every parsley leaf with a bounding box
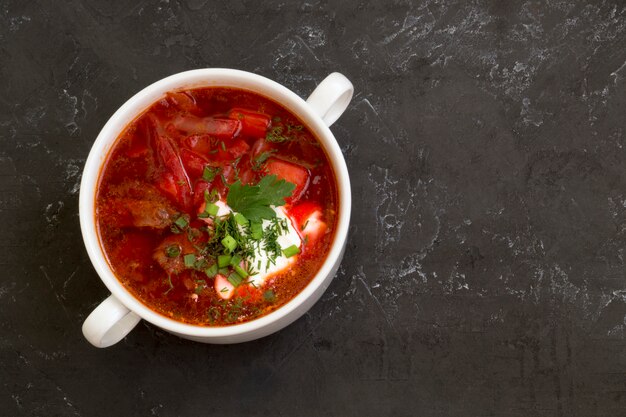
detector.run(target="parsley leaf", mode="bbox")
[227,175,295,222]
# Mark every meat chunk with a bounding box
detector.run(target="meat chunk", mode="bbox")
[100,181,177,229]
[120,198,175,228]
[153,234,198,275]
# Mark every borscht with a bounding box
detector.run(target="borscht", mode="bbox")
[95,87,338,326]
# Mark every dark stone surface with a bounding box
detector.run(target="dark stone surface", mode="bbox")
[1,0,625,415]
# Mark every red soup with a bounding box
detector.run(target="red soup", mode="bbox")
[95,88,338,326]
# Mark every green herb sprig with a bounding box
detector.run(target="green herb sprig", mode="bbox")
[226,175,295,222]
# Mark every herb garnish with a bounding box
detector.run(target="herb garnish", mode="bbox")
[226,175,295,222]
[202,166,220,182]
[205,264,218,278]
[174,215,189,229]
[183,253,196,267]
[282,244,300,258]
[227,272,243,287]
[164,274,174,294]
[252,150,277,171]
[194,280,207,294]
[265,124,304,143]
[266,126,287,143]
[165,245,181,258]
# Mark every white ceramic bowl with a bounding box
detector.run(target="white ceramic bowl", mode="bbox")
[79,69,353,347]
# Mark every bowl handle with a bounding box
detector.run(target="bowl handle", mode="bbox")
[306,73,354,127]
[82,295,141,348]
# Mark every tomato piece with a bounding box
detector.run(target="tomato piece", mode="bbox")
[265,158,310,203]
[289,201,320,226]
[228,108,271,138]
[221,165,236,184]
[208,139,251,163]
[288,202,328,249]
[153,234,198,276]
[172,115,241,139]
[180,148,209,179]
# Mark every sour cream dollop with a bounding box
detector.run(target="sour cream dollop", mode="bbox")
[213,201,301,287]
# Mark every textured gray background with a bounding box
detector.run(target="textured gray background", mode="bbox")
[1,0,626,416]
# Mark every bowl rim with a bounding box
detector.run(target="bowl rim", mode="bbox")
[79,68,351,338]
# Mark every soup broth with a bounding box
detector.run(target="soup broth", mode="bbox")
[95,88,338,326]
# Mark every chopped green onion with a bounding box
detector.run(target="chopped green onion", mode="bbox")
[221,235,237,252]
[227,272,243,287]
[204,188,218,204]
[233,264,249,279]
[202,166,219,182]
[198,211,209,219]
[206,203,219,216]
[250,221,263,240]
[165,245,181,258]
[282,244,300,258]
[220,141,226,151]
[183,253,196,267]
[218,267,230,275]
[174,216,188,229]
[194,258,209,270]
[234,213,248,225]
[218,254,232,268]
[230,254,242,266]
[205,264,218,278]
